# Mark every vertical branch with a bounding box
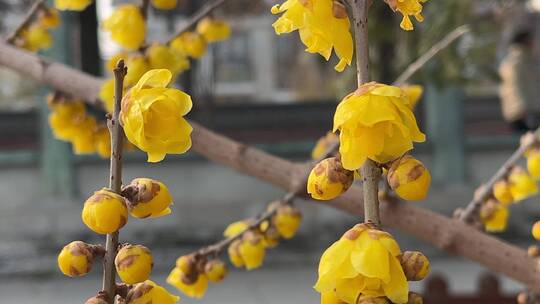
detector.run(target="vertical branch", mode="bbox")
[103,60,127,304]
[349,0,381,225]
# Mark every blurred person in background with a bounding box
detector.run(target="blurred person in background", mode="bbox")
[499,28,540,132]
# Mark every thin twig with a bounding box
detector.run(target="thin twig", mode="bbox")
[102,60,127,304]
[394,25,471,86]
[165,0,227,45]
[140,0,151,20]
[5,0,46,44]
[459,129,540,223]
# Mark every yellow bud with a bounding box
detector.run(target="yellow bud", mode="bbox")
[57,241,99,277]
[262,225,281,248]
[388,155,431,201]
[493,180,514,206]
[175,254,198,280]
[307,157,354,200]
[407,292,424,304]
[527,150,540,180]
[204,259,228,283]
[123,178,174,218]
[115,244,153,284]
[400,251,430,281]
[126,280,180,304]
[480,199,509,233]
[38,8,60,29]
[239,231,266,270]
[21,25,53,52]
[228,240,245,268]
[223,219,250,237]
[509,167,539,202]
[102,5,146,50]
[170,32,208,59]
[55,0,92,11]
[146,44,190,77]
[272,204,302,239]
[311,132,338,160]
[196,17,231,43]
[532,220,540,241]
[151,0,177,10]
[82,188,128,234]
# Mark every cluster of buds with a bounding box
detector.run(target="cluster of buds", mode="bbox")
[167,202,301,299]
[10,3,59,52]
[58,177,178,302]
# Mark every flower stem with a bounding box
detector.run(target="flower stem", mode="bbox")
[348,0,381,225]
[102,60,127,304]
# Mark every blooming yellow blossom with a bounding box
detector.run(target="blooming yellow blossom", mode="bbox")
[126,280,179,304]
[401,85,423,110]
[493,180,514,206]
[124,178,174,218]
[55,0,92,11]
[120,69,193,162]
[151,0,177,10]
[273,204,302,239]
[272,0,353,72]
[103,5,146,50]
[228,239,245,267]
[196,17,231,42]
[386,0,428,31]
[81,188,128,234]
[238,231,267,270]
[315,223,409,304]
[387,155,431,201]
[21,25,53,52]
[167,267,208,299]
[170,32,208,59]
[480,199,509,233]
[57,241,96,277]
[527,150,540,180]
[49,101,86,141]
[71,115,97,154]
[94,125,111,158]
[204,259,228,282]
[124,56,150,87]
[38,8,60,29]
[334,83,425,170]
[508,167,539,202]
[146,44,190,77]
[115,244,153,284]
[532,221,540,240]
[307,157,354,200]
[311,132,339,160]
[224,220,250,238]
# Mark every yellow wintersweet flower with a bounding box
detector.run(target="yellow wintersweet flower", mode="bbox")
[532,220,540,240]
[81,188,128,234]
[204,259,228,283]
[126,280,179,304]
[480,200,509,233]
[527,150,540,180]
[94,125,111,159]
[223,220,250,237]
[120,69,193,162]
[124,56,150,87]
[401,85,423,110]
[167,267,208,299]
[386,0,428,31]
[272,0,353,72]
[71,115,97,154]
[103,5,146,50]
[115,244,153,284]
[151,0,177,10]
[170,32,208,59]
[196,17,231,42]
[311,131,339,160]
[307,157,354,200]
[493,180,514,206]
[508,167,539,202]
[387,155,431,201]
[238,231,267,270]
[146,44,190,77]
[49,101,86,141]
[273,204,302,239]
[21,25,53,52]
[228,240,245,267]
[38,8,61,29]
[123,178,174,218]
[334,83,425,170]
[315,223,409,304]
[57,241,96,277]
[55,0,92,11]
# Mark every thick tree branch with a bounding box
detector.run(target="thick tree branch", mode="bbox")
[1,41,540,291]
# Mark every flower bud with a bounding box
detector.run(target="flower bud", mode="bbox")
[123,178,174,219]
[407,292,424,304]
[58,241,101,277]
[509,167,539,202]
[239,230,267,270]
[223,220,250,238]
[307,157,354,200]
[388,155,431,201]
[166,267,208,299]
[480,199,509,233]
[82,188,128,234]
[262,224,281,248]
[204,259,228,283]
[527,149,540,180]
[272,204,302,239]
[528,245,540,258]
[170,32,208,59]
[311,132,338,160]
[175,254,199,282]
[196,17,231,43]
[126,280,179,304]
[115,244,153,284]
[493,180,514,206]
[532,220,540,241]
[228,240,245,268]
[400,251,430,281]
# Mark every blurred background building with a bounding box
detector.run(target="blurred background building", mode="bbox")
[0,0,539,303]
